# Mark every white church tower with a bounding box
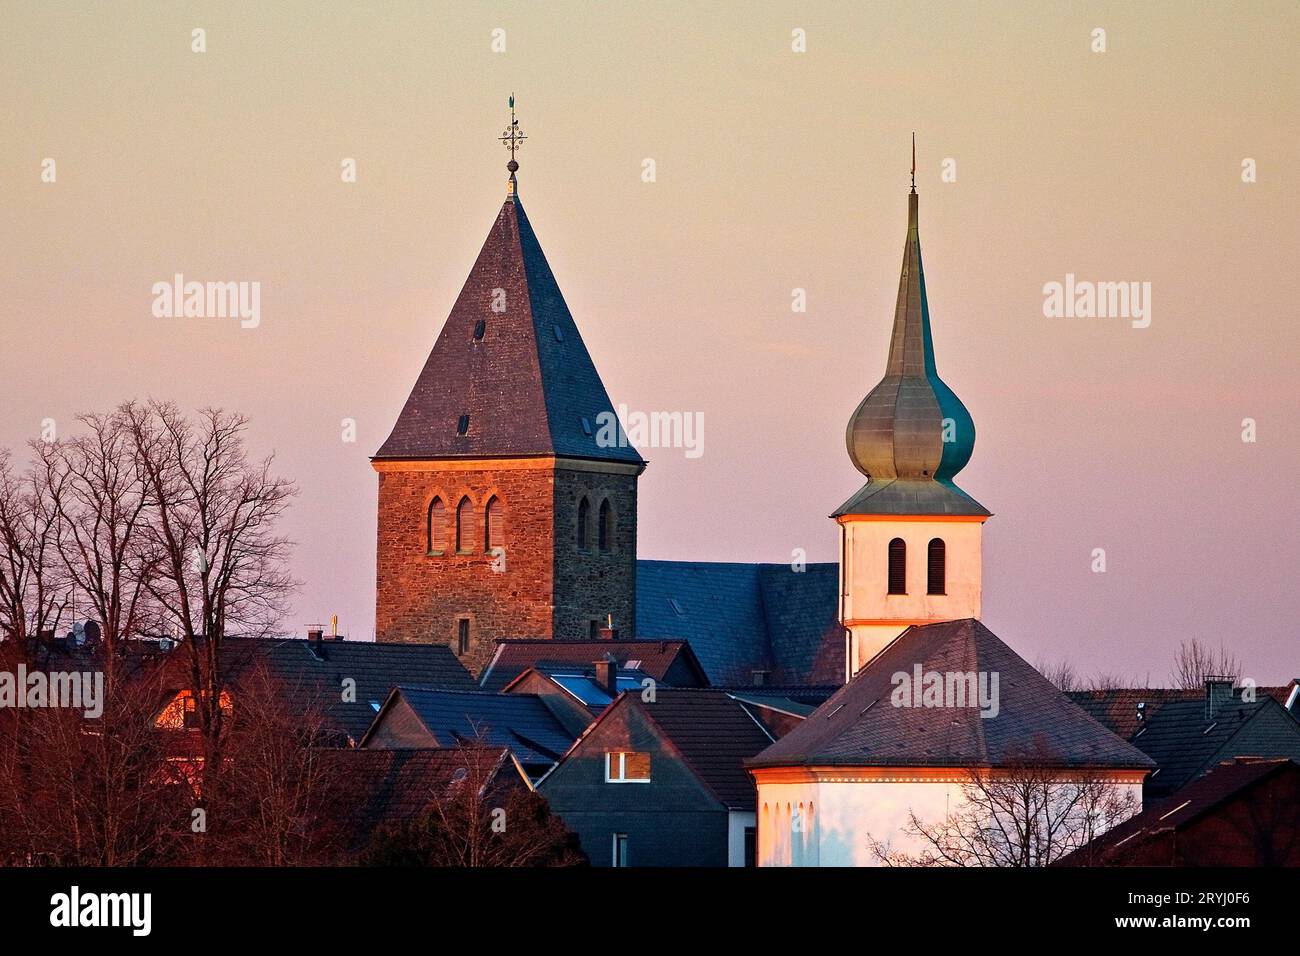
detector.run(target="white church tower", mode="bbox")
[835,152,991,679]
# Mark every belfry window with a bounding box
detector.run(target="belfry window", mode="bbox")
[485,496,504,552]
[456,497,474,553]
[927,538,946,595]
[427,497,446,553]
[598,500,613,552]
[887,538,907,595]
[577,496,591,550]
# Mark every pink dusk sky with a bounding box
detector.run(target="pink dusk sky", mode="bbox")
[2,2,1297,683]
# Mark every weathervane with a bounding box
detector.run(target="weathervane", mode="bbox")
[500,93,527,196]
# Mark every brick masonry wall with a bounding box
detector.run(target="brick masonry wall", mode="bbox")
[375,460,638,673]
[553,466,637,641]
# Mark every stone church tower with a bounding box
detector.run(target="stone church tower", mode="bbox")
[374,117,644,671]
[835,162,991,680]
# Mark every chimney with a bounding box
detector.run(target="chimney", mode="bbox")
[308,627,324,652]
[752,669,769,688]
[593,653,619,698]
[597,613,618,641]
[1205,676,1234,719]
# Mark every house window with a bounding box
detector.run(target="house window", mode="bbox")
[427,497,446,553]
[485,496,504,552]
[927,538,946,595]
[612,833,629,867]
[577,496,591,550]
[887,537,907,594]
[456,618,470,656]
[605,751,651,783]
[183,695,200,730]
[456,497,474,553]
[598,499,613,552]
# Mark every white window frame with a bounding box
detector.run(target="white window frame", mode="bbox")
[604,751,651,783]
[612,832,629,867]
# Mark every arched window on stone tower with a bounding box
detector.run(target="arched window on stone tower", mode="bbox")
[887,538,907,594]
[485,496,504,553]
[598,499,613,552]
[427,497,446,553]
[927,538,946,595]
[456,497,475,553]
[577,496,591,550]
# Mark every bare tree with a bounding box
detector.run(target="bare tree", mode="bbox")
[0,449,69,657]
[1172,637,1242,690]
[869,740,1139,867]
[1035,657,1079,693]
[123,400,297,788]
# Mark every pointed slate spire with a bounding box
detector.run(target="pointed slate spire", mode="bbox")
[375,195,642,465]
[836,149,986,517]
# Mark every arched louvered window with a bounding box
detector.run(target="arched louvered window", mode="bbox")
[927,538,946,595]
[456,497,475,553]
[887,538,907,595]
[577,497,591,550]
[485,496,504,552]
[427,497,446,553]
[598,499,613,552]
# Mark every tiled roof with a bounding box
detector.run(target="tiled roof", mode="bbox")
[635,559,843,686]
[832,477,990,518]
[374,198,642,464]
[368,687,576,769]
[1071,685,1294,740]
[1058,758,1300,865]
[322,746,520,836]
[1123,696,1300,798]
[749,619,1154,770]
[479,638,706,692]
[634,689,775,810]
[214,637,478,742]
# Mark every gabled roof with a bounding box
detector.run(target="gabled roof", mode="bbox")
[748,619,1154,771]
[1120,695,1300,798]
[1058,758,1300,865]
[362,686,576,769]
[502,666,650,713]
[321,746,526,838]
[635,559,843,686]
[1071,685,1295,741]
[374,197,642,464]
[479,637,707,692]
[544,688,775,810]
[155,636,477,743]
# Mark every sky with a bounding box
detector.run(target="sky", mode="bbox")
[2,1,1297,683]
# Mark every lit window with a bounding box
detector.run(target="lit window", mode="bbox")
[605,751,651,783]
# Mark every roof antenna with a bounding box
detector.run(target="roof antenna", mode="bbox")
[909,132,920,195]
[499,92,528,200]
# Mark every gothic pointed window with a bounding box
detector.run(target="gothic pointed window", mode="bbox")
[887,538,907,595]
[598,499,613,552]
[927,538,946,595]
[485,496,504,552]
[577,496,591,550]
[427,497,446,553]
[456,497,474,553]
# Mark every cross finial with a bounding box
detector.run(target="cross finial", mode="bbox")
[500,93,527,198]
[910,132,916,194]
